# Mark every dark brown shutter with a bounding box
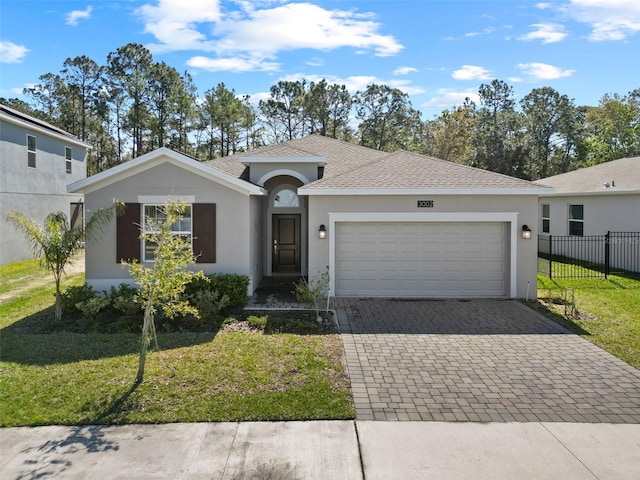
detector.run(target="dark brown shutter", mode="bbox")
[193,203,216,263]
[116,203,141,263]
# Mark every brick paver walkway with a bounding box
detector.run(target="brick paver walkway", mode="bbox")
[336,298,640,423]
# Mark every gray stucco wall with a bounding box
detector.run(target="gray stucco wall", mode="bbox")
[305,194,539,299]
[83,162,255,292]
[1,118,87,265]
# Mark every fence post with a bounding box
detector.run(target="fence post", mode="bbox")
[549,234,553,279]
[604,231,610,279]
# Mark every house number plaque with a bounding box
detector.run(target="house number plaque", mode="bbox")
[417,200,434,208]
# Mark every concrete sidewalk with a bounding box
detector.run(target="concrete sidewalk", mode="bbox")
[2,421,639,479]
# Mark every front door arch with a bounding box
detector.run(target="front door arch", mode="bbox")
[265,179,307,276]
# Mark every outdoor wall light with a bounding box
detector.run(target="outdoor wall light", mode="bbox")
[521,224,532,239]
[318,224,327,239]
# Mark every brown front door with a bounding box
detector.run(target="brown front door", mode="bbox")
[272,214,301,273]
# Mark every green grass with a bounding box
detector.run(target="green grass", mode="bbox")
[535,263,640,369]
[0,257,46,296]
[0,262,354,426]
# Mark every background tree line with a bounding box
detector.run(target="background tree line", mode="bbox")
[2,42,638,180]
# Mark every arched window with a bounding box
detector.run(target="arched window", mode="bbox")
[273,188,299,208]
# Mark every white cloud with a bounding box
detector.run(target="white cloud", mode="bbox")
[394,66,418,75]
[422,89,480,109]
[187,55,279,73]
[212,3,402,57]
[565,0,640,41]
[464,27,495,37]
[452,65,492,81]
[536,3,552,9]
[66,6,93,26]
[306,58,324,67]
[137,1,402,67]
[517,62,575,79]
[0,41,29,63]
[138,0,221,52]
[518,23,567,43]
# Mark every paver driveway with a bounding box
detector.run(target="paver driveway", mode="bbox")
[335,298,640,423]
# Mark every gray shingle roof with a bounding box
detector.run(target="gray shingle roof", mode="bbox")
[537,157,640,194]
[301,149,545,191]
[206,135,548,192]
[206,135,386,181]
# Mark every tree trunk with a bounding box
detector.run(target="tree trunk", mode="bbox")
[136,304,153,384]
[54,274,62,321]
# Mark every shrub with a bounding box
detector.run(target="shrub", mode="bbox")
[59,284,98,318]
[109,283,142,317]
[76,297,110,318]
[185,273,249,310]
[189,289,230,320]
[247,314,268,330]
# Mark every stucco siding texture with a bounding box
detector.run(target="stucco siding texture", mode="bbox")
[83,162,252,290]
[1,112,87,264]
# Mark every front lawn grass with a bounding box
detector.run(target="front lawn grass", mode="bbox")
[534,268,640,369]
[0,262,354,426]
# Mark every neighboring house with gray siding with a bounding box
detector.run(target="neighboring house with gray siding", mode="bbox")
[0,104,89,265]
[537,157,640,236]
[536,157,640,272]
[69,136,550,299]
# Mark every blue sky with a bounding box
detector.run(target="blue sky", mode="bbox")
[1,0,639,119]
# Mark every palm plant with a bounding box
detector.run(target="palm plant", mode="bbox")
[7,205,117,321]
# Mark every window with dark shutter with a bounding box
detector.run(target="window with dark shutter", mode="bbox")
[116,203,141,263]
[193,203,216,263]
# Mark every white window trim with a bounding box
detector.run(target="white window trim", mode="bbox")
[541,204,550,234]
[568,204,584,236]
[27,134,36,168]
[141,203,193,262]
[65,146,72,174]
[327,212,519,299]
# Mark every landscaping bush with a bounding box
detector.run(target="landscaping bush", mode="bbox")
[56,273,250,334]
[59,284,99,318]
[186,273,249,308]
[109,283,142,317]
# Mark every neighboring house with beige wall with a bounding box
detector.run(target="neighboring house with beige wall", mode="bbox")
[68,135,550,299]
[0,104,89,265]
[536,157,640,236]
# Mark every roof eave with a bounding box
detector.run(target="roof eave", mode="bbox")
[538,189,638,197]
[299,187,553,196]
[1,111,92,149]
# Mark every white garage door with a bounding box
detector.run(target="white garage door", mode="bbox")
[335,222,507,297]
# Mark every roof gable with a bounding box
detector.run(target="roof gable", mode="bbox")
[68,147,266,196]
[537,157,640,194]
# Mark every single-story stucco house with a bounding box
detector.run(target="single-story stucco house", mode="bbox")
[536,156,640,236]
[68,135,551,299]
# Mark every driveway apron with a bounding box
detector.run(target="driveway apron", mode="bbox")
[335,298,640,423]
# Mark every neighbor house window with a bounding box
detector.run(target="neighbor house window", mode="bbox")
[65,147,72,174]
[27,135,36,168]
[569,204,584,236]
[142,204,192,261]
[541,204,550,234]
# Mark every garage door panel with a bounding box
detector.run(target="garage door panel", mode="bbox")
[335,222,507,297]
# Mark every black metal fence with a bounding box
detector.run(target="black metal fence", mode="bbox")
[538,232,640,279]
